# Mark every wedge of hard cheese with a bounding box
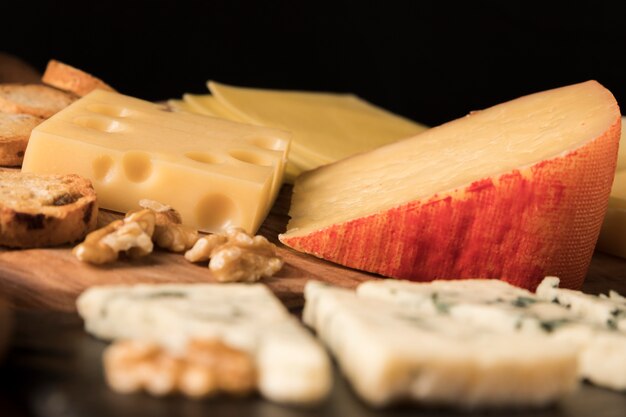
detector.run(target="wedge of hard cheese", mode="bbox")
[77,283,331,405]
[303,281,578,408]
[21,90,291,234]
[281,81,621,290]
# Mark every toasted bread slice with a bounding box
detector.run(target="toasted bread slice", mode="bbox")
[0,84,75,118]
[0,171,98,248]
[0,113,43,166]
[42,60,115,97]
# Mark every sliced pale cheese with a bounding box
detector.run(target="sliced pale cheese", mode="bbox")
[77,283,332,405]
[596,116,626,258]
[181,94,217,116]
[359,277,626,391]
[22,90,291,234]
[281,81,621,290]
[166,99,195,113]
[208,81,428,174]
[303,281,578,408]
[183,93,248,122]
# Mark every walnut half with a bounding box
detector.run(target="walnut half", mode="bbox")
[184,227,283,282]
[73,210,155,264]
[138,199,198,252]
[103,339,256,398]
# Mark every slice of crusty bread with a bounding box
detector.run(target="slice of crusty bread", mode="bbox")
[0,84,75,118]
[0,171,98,248]
[42,60,115,97]
[0,113,43,166]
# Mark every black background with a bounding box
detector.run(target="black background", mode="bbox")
[1,1,625,126]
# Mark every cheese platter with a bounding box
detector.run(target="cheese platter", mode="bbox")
[1,56,626,414]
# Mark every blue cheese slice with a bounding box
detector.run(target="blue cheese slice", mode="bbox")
[357,279,573,334]
[77,283,331,405]
[303,281,578,408]
[359,278,626,391]
[537,276,626,331]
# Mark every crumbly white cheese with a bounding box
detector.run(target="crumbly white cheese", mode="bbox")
[537,276,626,331]
[358,277,626,391]
[77,283,331,405]
[357,279,574,334]
[304,281,578,408]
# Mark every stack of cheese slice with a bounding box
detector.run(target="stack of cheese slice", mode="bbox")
[304,276,626,408]
[281,81,621,290]
[169,81,428,181]
[77,283,332,405]
[22,90,291,234]
[596,116,626,258]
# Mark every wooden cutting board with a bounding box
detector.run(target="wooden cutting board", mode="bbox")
[0,184,378,311]
[1,181,625,312]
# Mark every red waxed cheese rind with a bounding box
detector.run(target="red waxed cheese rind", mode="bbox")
[280,102,621,291]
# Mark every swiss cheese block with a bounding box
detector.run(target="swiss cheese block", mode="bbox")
[281,81,621,290]
[77,283,332,405]
[596,116,626,258]
[206,81,428,180]
[303,281,578,408]
[21,90,291,234]
[359,277,626,391]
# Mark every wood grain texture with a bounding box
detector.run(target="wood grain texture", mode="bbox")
[0,185,377,311]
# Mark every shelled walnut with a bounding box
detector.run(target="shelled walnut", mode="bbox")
[185,227,283,282]
[137,199,198,252]
[73,210,155,264]
[103,339,256,398]
[74,200,199,264]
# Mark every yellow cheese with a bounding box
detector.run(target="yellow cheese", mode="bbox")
[166,99,195,114]
[183,94,248,122]
[22,90,291,234]
[207,81,428,175]
[597,118,626,258]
